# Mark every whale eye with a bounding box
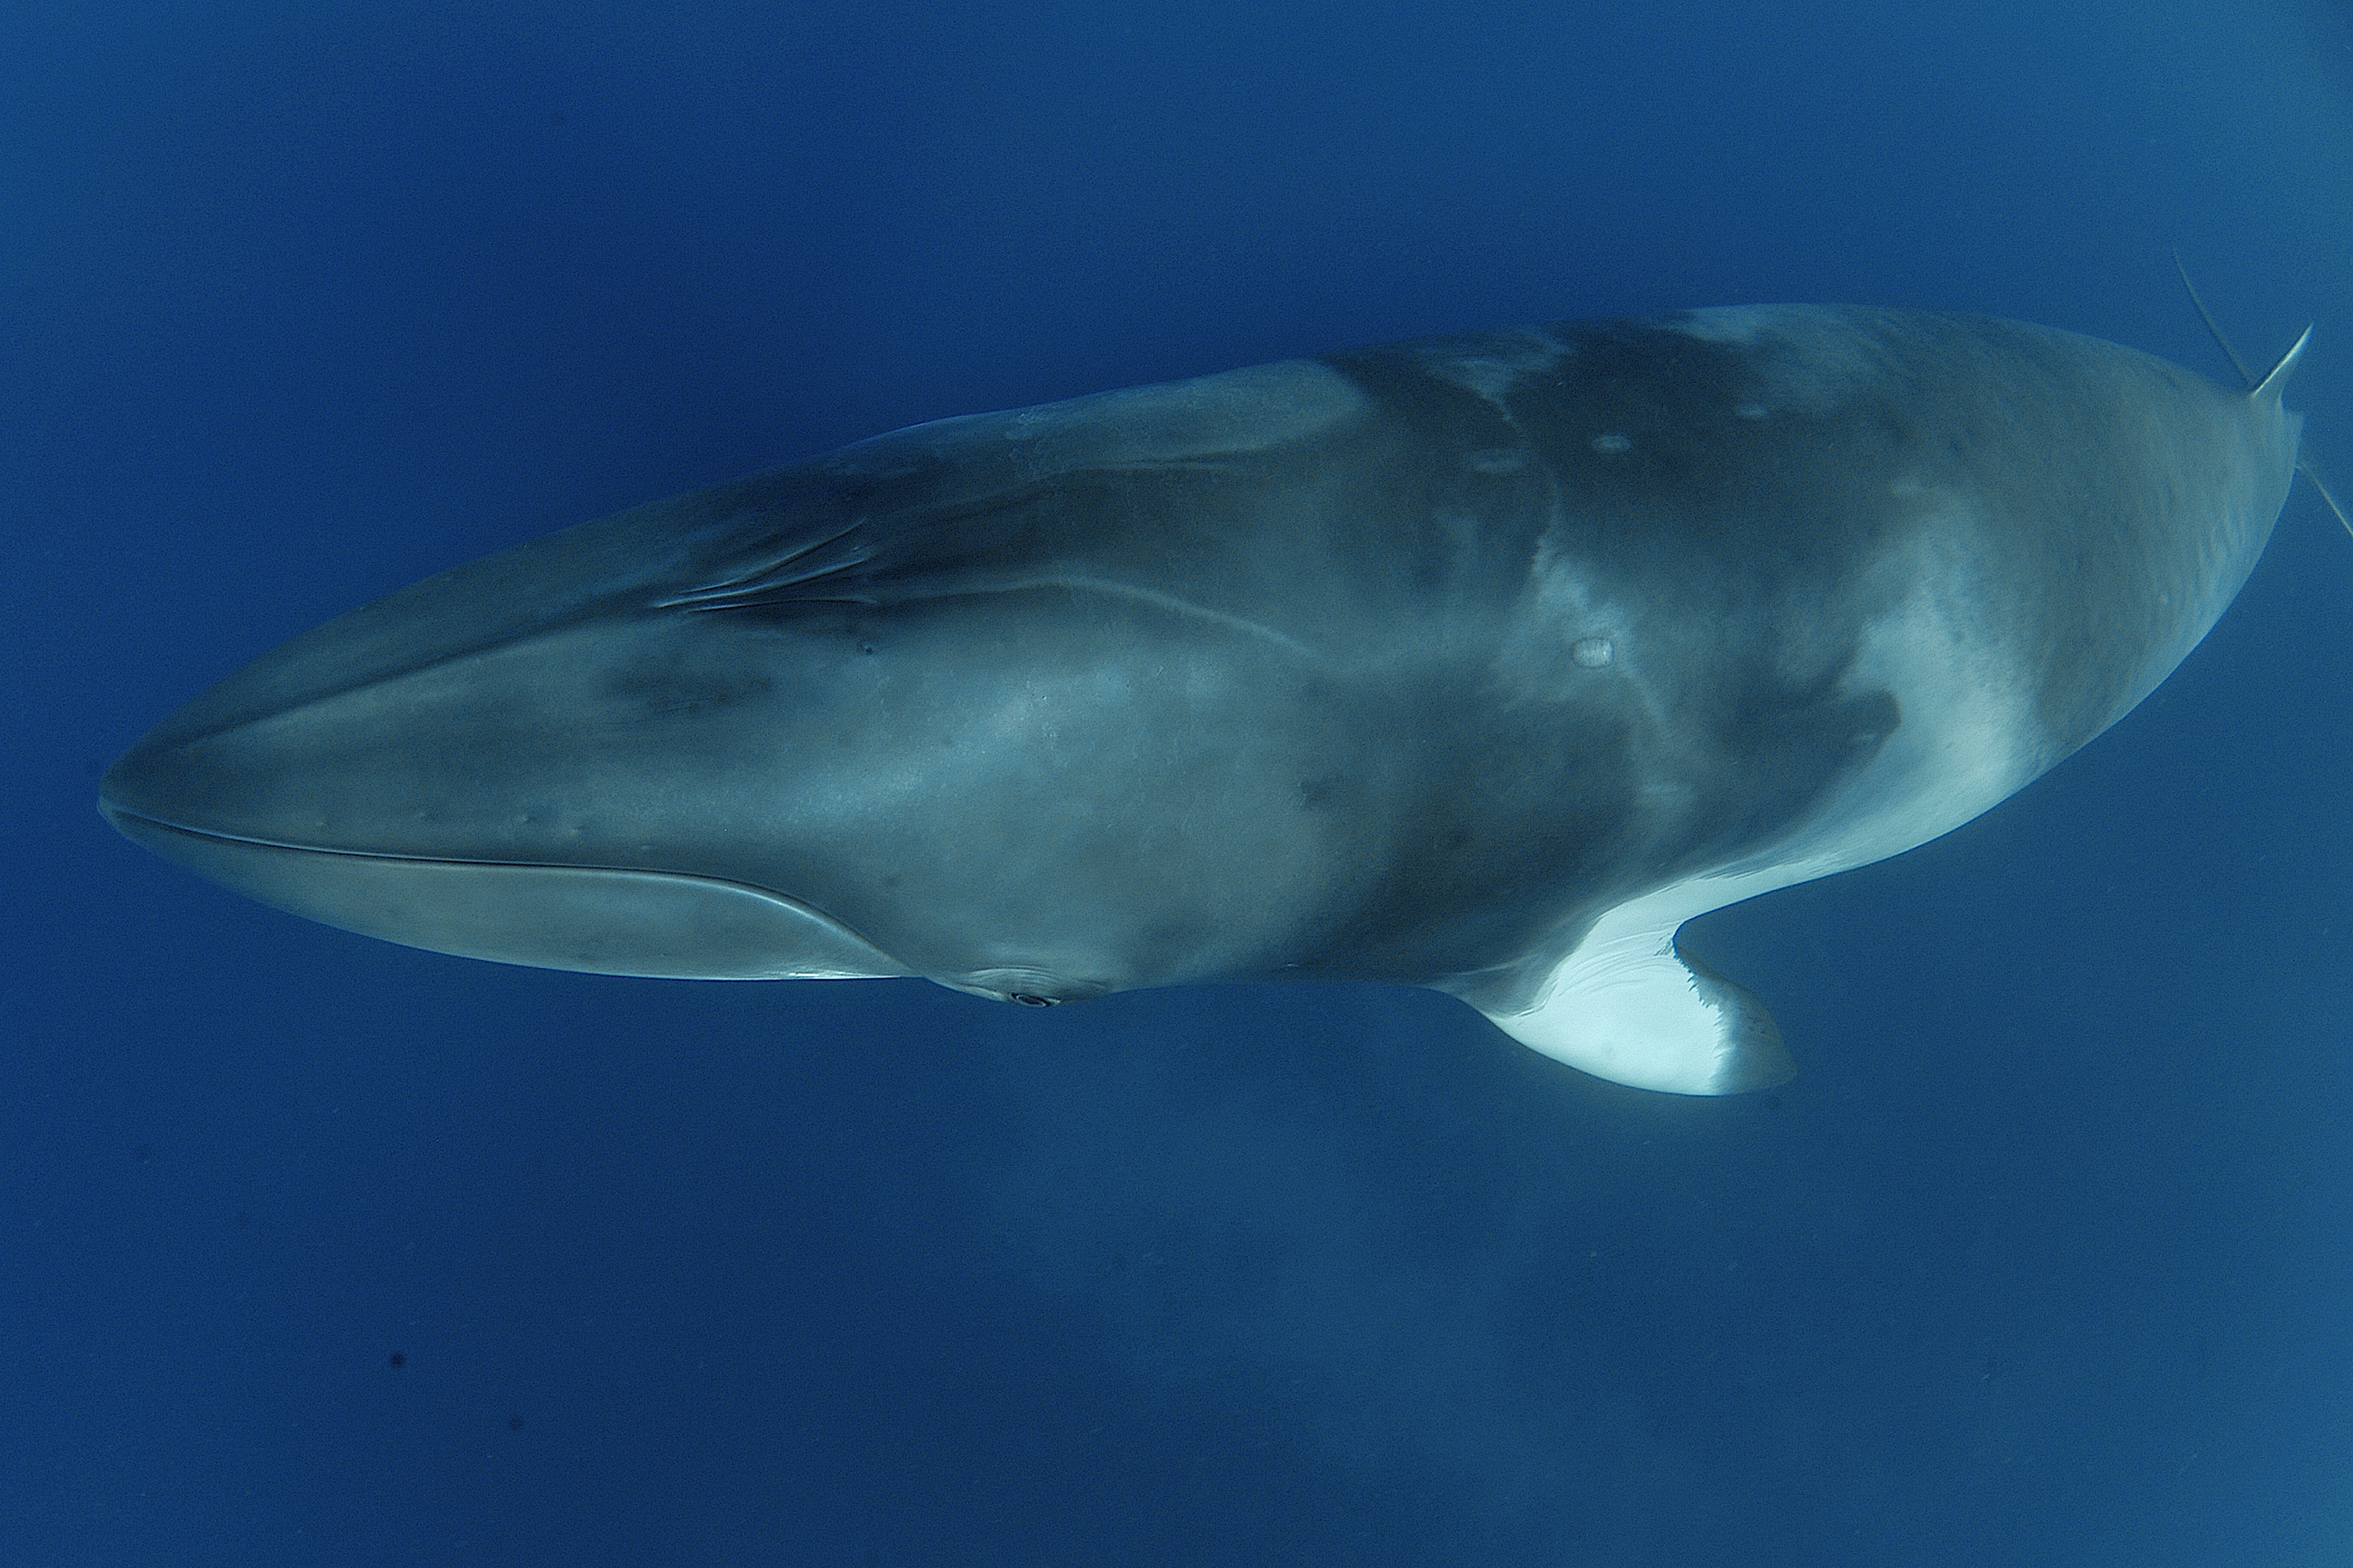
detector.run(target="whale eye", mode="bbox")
[1010,993,1056,1008]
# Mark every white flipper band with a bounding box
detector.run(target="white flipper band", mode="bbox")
[1479,914,1793,1095]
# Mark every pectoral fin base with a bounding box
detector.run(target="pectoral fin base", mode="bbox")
[1478,925,1794,1096]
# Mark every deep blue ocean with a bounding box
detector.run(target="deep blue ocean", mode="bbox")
[9,3,2353,1563]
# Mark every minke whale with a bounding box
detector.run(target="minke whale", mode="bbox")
[101,304,2313,1094]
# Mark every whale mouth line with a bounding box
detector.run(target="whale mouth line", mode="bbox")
[95,799,913,981]
[98,800,469,864]
[98,801,709,882]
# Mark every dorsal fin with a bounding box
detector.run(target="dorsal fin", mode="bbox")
[2172,251,2347,539]
[2173,248,2312,409]
[2253,324,2312,409]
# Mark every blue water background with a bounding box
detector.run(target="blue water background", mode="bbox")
[7,2,2353,1563]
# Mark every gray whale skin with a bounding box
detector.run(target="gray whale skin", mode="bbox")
[100,305,2305,1094]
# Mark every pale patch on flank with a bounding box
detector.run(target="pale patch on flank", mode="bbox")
[1491,513,2048,1094]
[1411,328,1572,414]
[1670,305,1894,417]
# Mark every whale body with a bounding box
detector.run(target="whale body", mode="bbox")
[99,305,2304,1093]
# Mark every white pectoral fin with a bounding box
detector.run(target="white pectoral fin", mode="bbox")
[1478,919,1794,1096]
